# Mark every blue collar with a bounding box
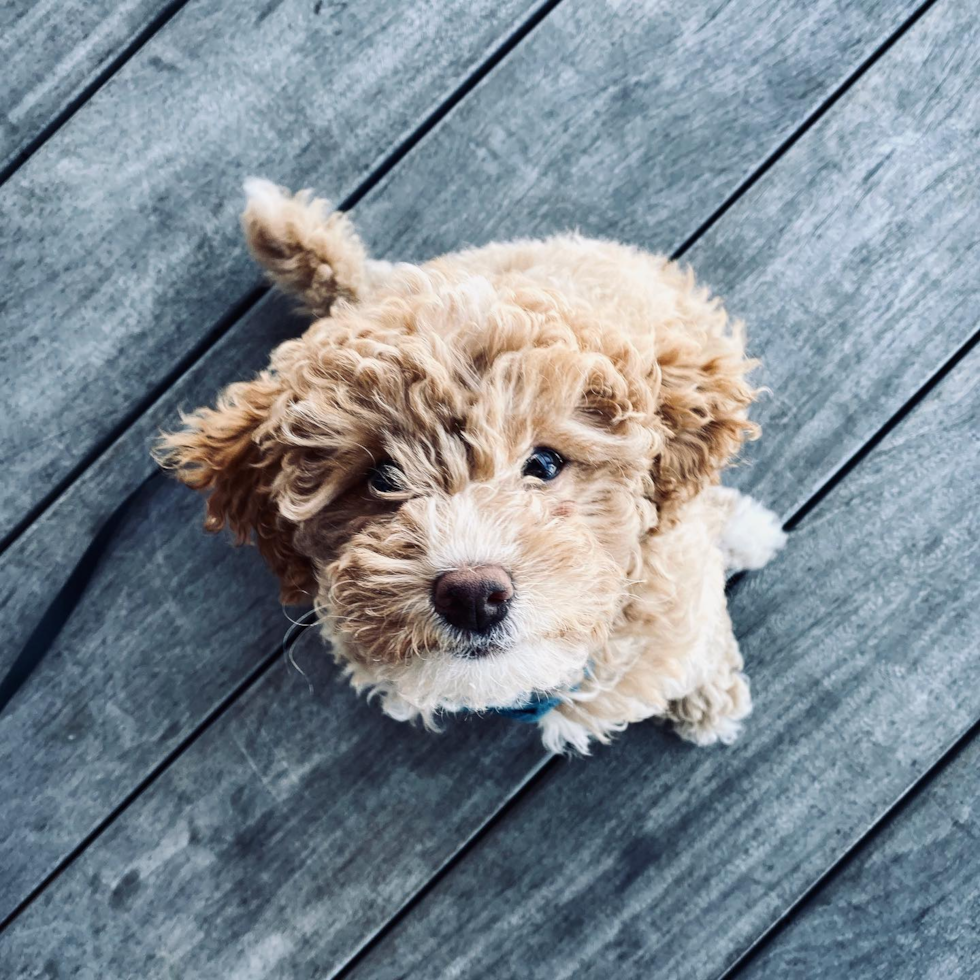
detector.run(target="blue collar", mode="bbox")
[464,663,592,724]
[484,689,565,723]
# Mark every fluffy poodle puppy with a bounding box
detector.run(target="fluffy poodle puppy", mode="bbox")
[156,180,786,754]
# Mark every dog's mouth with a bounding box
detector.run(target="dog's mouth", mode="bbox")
[444,625,512,660]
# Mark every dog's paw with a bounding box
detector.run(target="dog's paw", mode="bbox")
[669,670,752,747]
[539,710,593,756]
[719,489,787,573]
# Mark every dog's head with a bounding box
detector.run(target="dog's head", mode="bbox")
[157,259,755,718]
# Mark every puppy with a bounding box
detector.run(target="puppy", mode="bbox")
[156,180,786,754]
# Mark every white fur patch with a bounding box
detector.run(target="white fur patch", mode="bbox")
[243,176,287,213]
[424,490,521,573]
[673,713,745,747]
[364,259,395,292]
[539,710,594,756]
[445,276,496,328]
[719,490,787,572]
[378,691,421,724]
[367,637,590,719]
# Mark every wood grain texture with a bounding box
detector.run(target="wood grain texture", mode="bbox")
[340,308,980,980]
[0,0,175,173]
[0,0,922,945]
[0,0,540,542]
[0,295,303,924]
[360,0,918,258]
[743,734,980,980]
[0,646,546,978]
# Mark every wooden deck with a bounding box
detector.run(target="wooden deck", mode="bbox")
[1,0,978,976]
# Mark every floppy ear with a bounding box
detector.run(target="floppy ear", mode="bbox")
[154,372,315,604]
[649,309,758,525]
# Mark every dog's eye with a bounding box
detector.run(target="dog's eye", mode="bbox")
[522,447,565,482]
[368,460,404,495]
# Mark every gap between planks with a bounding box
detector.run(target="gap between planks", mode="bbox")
[0,0,193,188]
[715,707,980,980]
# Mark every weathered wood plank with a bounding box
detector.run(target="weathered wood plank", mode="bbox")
[0,295,301,925]
[0,0,541,543]
[0,618,545,976]
[364,0,919,258]
[743,733,980,980]
[0,0,921,942]
[0,0,175,174]
[328,6,980,973]
[339,305,980,980]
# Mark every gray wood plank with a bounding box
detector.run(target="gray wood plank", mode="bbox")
[0,295,302,925]
[0,0,921,941]
[362,0,919,258]
[0,0,175,174]
[1,637,546,977]
[0,0,541,543]
[339,291,980,980]
[743,733,980,980]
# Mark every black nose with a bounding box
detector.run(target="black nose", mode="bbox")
[432,565,514,634]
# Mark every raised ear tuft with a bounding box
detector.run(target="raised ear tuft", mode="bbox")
[241,178,370,318]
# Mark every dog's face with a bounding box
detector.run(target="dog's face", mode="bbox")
[159,268,753,717]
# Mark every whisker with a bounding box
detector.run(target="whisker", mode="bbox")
[287,636,316,697]
[281,607,322,658]
[280,607,325,695]
[280,603,317,628]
